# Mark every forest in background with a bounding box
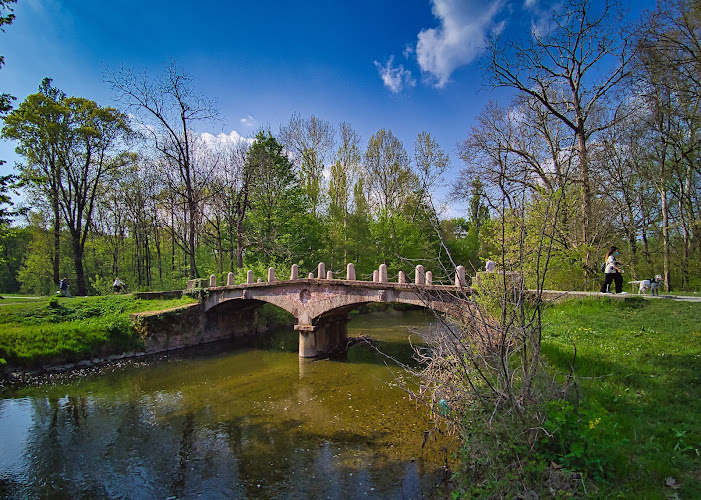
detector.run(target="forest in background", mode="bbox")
[0,0,699,296]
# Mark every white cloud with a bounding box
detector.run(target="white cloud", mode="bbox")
[240,115,258,128]
[416,0,506,88]
[201,130,254,147]
[374,56,416,94]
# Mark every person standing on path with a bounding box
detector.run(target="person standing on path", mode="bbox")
[600,246,626,294]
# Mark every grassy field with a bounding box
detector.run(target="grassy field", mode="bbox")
[0,294,197,369]
[541,297,701,498]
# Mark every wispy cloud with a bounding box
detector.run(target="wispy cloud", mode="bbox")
[240,115,258,128]
[374,56,416,94]
[416,0,506,88]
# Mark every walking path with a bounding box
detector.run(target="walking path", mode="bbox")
[540,290,701,302]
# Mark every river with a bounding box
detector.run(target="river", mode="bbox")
[0,309,456,499]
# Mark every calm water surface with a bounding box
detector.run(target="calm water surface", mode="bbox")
[0,310,455,499]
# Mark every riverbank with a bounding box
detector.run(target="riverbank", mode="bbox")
[0,295,199,378]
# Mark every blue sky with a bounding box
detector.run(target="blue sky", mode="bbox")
[1,0,654,212]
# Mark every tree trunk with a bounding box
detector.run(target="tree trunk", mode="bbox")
[188,200,198,279]
[52,206,60,285]
[661,187,671,292]
[72,233,86,296]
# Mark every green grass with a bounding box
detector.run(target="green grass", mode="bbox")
[0,294,197,368]
[541,297,701,498]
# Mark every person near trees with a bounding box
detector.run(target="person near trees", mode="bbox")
[485,258,496,272]
[600,246,626,294]
[113,277,125,293]
[58,277,71,297]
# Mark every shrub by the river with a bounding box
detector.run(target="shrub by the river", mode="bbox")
[0,295,196,368]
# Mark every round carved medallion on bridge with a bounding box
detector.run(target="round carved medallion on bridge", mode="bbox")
[299,289,311,304]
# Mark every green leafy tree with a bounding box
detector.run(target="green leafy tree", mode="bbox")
[2,79,69,285]
[244,131,309,266]
[0,0,17,118]
[3,82,132,294]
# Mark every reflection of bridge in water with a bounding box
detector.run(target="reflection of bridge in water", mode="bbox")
[201,263,470,358]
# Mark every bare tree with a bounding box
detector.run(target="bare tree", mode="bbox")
[485,0,632,254]
[204,136,252,269]
[363,129,416,216]
[106,62,218,279]
[279,112,335,216]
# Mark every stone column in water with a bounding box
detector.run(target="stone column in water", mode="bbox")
[455,265,466,287]
[415,265,425,285]
[296,314,349,358]
[290,264,299,280]
[346,263,356,280]
[318,262,326,279]
[209,274,216,287]
[227,272,234,286]
[379,264,388,283]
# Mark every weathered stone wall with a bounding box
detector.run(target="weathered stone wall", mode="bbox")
[130,302,294,354]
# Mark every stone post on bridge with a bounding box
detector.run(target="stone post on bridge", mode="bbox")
[290,264,299,280]
[209,274,216,287]
[379,264,388,283]
[346,263,356,280]
[227,272,235,286]
[415,265,425,285]
[455,266,466,287]
[398,270,406,283]
[247,270,254,284]
[268,267,276,282]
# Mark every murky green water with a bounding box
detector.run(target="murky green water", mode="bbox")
[0,310,455,499]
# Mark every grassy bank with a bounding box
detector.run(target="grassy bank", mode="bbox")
[0,295,197,369]
[540,298,701,497]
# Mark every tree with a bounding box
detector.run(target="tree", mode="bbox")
[412,131,449,220]
[279,113,335,217]
[328,122,361,267]
[107,62,218,279]
[205,137,252,269]
[363,129,415,216]
[633,0,701,290]
[485,0,632,253]
[3,79,69,286]
[0,0,17,118]
[244,131,305,264]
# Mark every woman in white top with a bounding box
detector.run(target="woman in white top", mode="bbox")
[600,246,625,294]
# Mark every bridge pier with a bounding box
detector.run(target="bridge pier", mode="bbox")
[295,313,349,358]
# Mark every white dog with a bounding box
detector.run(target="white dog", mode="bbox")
[630,275,663,296]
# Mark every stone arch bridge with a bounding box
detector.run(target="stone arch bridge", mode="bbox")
[201,263,470,358]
